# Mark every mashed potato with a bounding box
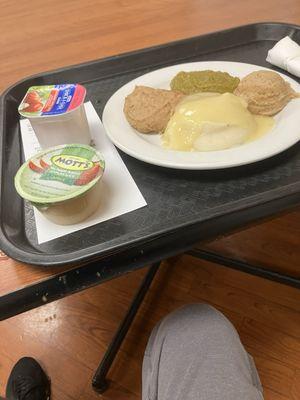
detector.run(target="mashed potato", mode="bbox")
[162,93,274,151]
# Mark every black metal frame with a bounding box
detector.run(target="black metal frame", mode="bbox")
[92,262,160,392]
[1,245,299,322]
[0,241,176,321]
[187,249,300,289]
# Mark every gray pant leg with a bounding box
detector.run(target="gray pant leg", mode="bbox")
[142,304,263,400]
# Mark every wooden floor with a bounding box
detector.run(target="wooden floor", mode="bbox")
[0,254,299,400]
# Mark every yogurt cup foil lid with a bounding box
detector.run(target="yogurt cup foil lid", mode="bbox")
[18,84,86,117]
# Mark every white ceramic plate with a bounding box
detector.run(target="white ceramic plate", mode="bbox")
[102,61,300,169]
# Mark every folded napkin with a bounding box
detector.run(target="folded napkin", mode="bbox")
[266,36,300,77]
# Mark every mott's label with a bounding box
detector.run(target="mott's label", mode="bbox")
[15,144,105,205]
[18,84,86,117]
[51,155,94,171]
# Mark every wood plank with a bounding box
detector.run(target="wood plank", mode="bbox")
[0,322,90,400]
[79,378,139,400]
[251,354,295,398]
[241,318,300,370]
[5,270,145,367]
[185,256,300,339]
[0,254,73,297]
[264,388,292,400]
[0,350,17,397]
[186,253,300,312]
[291,369,300,400]
[203,210,300,277]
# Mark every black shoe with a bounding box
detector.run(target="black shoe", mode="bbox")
[5,357,50,400]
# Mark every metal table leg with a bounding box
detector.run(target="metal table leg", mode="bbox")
[187,249,300,289]
[92,261,160,393]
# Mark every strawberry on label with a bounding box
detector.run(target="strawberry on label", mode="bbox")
[29,160,44,173]
[25,91,41,103]
[40,159,50,169]
[74,164,101,186]
[24,103,43,113]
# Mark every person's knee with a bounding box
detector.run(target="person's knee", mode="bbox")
[166,303,226,326]
[176,303,221,321]
[160,303,237,341]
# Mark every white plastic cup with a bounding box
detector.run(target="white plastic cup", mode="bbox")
[18,84,91,149]
[29,103,91,148]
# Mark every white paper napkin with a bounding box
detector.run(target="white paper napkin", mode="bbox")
[19,101,147,244]
[266,36,300,77]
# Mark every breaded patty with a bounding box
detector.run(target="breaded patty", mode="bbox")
[124,85,184,133]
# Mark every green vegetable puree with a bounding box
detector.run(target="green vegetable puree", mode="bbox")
[170,70,240,94]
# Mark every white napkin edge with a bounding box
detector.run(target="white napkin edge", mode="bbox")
[266,36,300,77]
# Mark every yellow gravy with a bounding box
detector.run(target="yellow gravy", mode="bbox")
[162,93,274,151]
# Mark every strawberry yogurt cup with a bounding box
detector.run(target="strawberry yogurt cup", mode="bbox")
[18,84,91,148]
[15,144,105,225]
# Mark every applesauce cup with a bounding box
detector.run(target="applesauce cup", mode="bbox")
[14,144,105,225]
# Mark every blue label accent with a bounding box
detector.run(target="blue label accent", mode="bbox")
[41,84,76,116]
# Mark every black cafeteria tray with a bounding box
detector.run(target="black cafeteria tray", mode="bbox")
[1,22,300,267]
